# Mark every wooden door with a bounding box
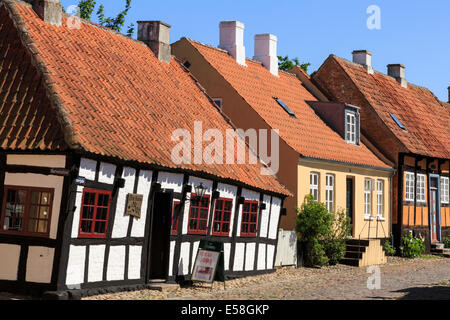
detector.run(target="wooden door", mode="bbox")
[430,188,438,243]
[148,192,172,280]
[346,178,354,236]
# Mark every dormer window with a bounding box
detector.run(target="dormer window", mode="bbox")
[345,109,359,145]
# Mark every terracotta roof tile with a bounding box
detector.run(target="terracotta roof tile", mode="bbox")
[2,1,288,195]
[188,39,390,169]
[332,56,450,159]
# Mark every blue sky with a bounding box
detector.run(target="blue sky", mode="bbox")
[60,0,450,101]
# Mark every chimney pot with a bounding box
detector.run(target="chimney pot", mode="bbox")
[447,86,450,103]
[387,64,407,88]
[32,0,63,26]
[253,33,278,76]
[352,50,373,74]
[137,21,171,63]
[219,21,246,66]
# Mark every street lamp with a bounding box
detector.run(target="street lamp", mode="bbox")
[194,183,207,198]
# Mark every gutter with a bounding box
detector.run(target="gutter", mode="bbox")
[299,155,395,173]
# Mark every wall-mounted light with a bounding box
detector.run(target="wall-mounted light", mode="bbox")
[212,191,221,199]
[238,197,246,205]
[194,183,207,198]
[260,203,267,210]
[280,208,287,216]
[116,178,126,189]
[152,182,162,192]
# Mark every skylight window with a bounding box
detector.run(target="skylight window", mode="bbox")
[275,98,296,118]
[390,113,406,131]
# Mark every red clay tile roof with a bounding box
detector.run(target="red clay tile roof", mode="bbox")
[330,56,450,159]
[187,39,391,169]
[440,101,450,113]
[1,1,288,195]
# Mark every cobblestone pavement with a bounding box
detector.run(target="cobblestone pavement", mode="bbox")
[84,256,450,300]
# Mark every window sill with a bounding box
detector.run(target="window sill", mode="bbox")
[364,216,375,221]
[377,217,386,221]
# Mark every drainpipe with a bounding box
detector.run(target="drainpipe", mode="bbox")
[389,170,396,244]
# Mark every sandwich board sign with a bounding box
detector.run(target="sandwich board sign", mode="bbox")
[191,240,225,289]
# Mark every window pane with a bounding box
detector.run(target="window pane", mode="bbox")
[31,191,40,204]
[28,219,38,233]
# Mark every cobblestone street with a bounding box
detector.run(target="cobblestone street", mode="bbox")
[84,256,450,300]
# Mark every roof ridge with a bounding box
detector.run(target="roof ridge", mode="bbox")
[16,0,150,48]
[186,38,299,78]
[335,55,435,93]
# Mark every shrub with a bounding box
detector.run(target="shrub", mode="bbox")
[383,240,396,256]
[296,195,333,267]
[323,209,352,265]
[444,237,450,249]
[400,233,425,258]
[296,197,351,267]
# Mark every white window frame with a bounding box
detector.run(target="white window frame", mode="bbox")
[364,179,372,219]
[416,174,426,203]
[310,172,320,201]
[326,174,335,213]
[441,177,449,204]
[405,172,415,202]
[345,110,357,145]
[377,180,384,218]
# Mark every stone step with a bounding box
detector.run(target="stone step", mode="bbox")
[340,258,360,267]
[346,244,367,253]
[147,283,180,292]
[345,251,364,259]
[347,239,370,246]
[431,243,445,250]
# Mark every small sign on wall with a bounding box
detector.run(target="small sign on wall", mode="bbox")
[126,194,144,218]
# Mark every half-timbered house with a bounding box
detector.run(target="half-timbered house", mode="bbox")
[0,0,289,297]
[313,51,450,252]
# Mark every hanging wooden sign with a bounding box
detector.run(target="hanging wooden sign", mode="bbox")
[125,194,144,218]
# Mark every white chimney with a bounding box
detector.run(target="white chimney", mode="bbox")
[253,34,278,76]
[387,64,407,88]
[219,21,246,66]
[352,50,373,74]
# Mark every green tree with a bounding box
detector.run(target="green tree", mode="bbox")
[78,0,96,20]
[74,0,134,34]
[278,55,311,73]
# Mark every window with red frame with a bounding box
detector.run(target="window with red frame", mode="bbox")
[188,194,210,234]
[79,189,111,238]
[171,201,181,235]
[1,186,53,236]
[212,198,233,236]
[241,200,259,237]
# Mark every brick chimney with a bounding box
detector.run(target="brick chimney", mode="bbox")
[32,0,63,26]
[352,50,373,74]
[387,64,407,88]
[137,21,171,63]
[253,34,278,76]
[219,21,246,66]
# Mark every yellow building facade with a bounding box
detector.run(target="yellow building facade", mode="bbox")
[298,158,393,240]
